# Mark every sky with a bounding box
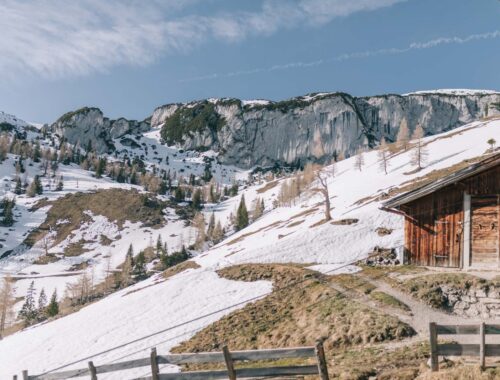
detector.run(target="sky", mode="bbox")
[0,0,499,123]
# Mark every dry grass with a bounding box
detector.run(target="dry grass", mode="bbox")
[32,254,60,265]
[25,189,167,255]
[417,365,500,380]
[256,180,279,194]
[163,261,200,279]
[370,290,411,312]
[173,264,414,354]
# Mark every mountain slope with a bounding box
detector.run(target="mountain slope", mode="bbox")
[1,117,498,378]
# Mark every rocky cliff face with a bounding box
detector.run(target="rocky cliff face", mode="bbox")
[51,107,150,153]
[51,90,500,167]
[153,91,500,168]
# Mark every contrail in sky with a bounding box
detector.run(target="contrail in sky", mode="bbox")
[180,30,500,82]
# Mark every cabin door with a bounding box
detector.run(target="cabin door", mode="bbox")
[470,196,499,267]
[433,217,454,267]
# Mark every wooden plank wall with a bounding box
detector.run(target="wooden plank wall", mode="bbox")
[403,165,499,267]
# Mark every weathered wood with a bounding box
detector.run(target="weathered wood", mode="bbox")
[88,361,97,380]
[157,347,316,364]
[315,340,329,380]
[429,322,439,371]
[150,347,159,380]
[133,365,318,380]
[437,343,479,356]
[480,322,486,369]
[22,371,28,380]
[436,324,480,335]
[27,346,319,379]
[13,375,17,380]
[222,346,236,380]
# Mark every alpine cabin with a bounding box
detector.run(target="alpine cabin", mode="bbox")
[383,153,500,269]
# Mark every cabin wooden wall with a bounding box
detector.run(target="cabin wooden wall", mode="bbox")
[403,165,499,267]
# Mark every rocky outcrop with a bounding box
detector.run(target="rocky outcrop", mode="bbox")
[438,284,500,319]
[153,90,500,168]
[51,107,150,153]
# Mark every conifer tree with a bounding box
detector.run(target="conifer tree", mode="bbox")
[487,138,497,150]
[192,188,203,210]
[19,281,37,326]
[14,177,22,195]
[33,142,41,163]
[1,198,14,227]
[126,244,134,267]
[46,290,59,317]
[156,235,163,257]
[133,251,146,278]
[37,288,47,320]
[235,195,249,231]
[55,176,64,191]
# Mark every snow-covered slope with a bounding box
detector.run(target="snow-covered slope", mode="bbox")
[1,117,498,378]
[0,111,29,128]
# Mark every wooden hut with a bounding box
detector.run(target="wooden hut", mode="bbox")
[383,153,499,269]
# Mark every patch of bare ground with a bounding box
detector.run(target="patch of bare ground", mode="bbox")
[289,207,319,220]
[256,180,279,194]
[173,264,414,360]
[32,254,60,265]
[331,218,358,226]
[286,220,304,228]
[309,218,329,228]
[24,189,167,254]
[163,261,200,280]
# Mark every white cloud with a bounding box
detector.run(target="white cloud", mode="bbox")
[180,30,500,82]
[0,0,405,78]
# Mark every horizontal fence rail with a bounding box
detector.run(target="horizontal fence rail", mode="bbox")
[19,341,329,380]
[429,322,500,372]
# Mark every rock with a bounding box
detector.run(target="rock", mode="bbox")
[50,107,150,154]
[151,91,500,168]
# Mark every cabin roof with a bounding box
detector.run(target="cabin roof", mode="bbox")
[383,152,500,208]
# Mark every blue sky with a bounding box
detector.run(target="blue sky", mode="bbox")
[1,0,499,123]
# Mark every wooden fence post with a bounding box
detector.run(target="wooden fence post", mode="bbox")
[13,375,17,380]
[480,322,486,370]
[21,370,28,380]
[88,361,97,380]
[222,345,236,380]
[150,347,160,380]
[429,322,439,372]
[315,339,329,380]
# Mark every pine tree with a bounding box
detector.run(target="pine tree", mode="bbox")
[55,176,64,191]
[192,188,203,210]
[14,177,22,195]
[235,195,249,231]
[27,175,43,197]
[396,118,410,151]
[37,288,47,320]
[133,251,146,278]
[126,244,134,267]
[156,235,163,257]
[1,198,14,227]
[18,281,37,326]
[33,141,41,163]
[251,197,265,221]
[95,157,106,178]
[46,290,59,317]
[487,138,497,150]
[0,276,15,339]
[174,187,184,202]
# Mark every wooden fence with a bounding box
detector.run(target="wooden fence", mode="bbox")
[16,340,329,380]
[429,322,500,371]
